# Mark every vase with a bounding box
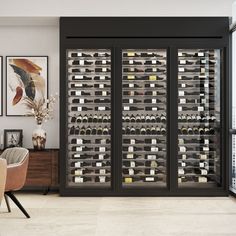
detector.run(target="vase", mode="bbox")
[32,124,46,150]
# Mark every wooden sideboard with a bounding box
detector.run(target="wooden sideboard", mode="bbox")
[24,149,59,194]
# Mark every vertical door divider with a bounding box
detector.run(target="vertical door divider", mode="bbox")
[169,47,178,192]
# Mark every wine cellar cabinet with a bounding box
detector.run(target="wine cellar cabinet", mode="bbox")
[60,17,229,196]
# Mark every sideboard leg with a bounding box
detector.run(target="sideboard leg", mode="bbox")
[43,187,50,195]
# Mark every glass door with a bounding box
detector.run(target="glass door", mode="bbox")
[177,49,222,188]
[121,49,167,188]
[230,32,236,194]
[67,49,112,188]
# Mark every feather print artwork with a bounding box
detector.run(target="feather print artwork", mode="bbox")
[6,56,48,116]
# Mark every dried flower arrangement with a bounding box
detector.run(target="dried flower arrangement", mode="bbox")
[23,94,58,125]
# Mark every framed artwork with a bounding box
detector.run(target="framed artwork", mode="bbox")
[4,129,23,149]
[6,56,48,116]
[0,56,2,116]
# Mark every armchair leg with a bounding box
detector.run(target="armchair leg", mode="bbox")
[4,194,11,212]
[5,191,30,218]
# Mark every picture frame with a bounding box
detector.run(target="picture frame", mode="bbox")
[4,129,23,149]
[6,56,48,116]
[0,56,2,116]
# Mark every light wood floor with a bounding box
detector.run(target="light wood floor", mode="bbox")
[1,193,236,236]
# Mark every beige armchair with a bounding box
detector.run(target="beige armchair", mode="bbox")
[0,158,7,206]
[1,147,30,218]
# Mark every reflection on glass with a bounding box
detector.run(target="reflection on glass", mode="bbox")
[66,49,111,187]
[178,49,221,188]
[122,49,167,187]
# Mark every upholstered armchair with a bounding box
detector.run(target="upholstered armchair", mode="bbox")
[1,147,30,218]
[0,158,7,206]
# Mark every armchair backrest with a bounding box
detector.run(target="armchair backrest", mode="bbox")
[1,148,29,192]
[1,147,29,165]
[0,158,7,206]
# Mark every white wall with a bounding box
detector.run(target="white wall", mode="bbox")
[0,0,233,149]
[0,25,59,148]
[0,0,234,17]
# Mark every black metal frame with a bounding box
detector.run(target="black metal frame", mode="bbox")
[3,129,23,149]
[60,17,229,196]
[5,191,30,218]
[5,56,49,117]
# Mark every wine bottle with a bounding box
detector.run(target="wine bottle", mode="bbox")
[156,115,161,123]
[124,115,130,122]
[123,146,142,152]
[102,115,109,123]
[145,115,151,123]
[156,127,161,135]
[79,126,86,135]
[103,127,109,135]
[161,127,166,135]
[130,127,136,135]
[95,60,111,65]
[151,126,156,135]
[146,127,151,135]
[95,91,110,96]
[98,115,103,123]
[72,75,91,81]
[70,126,76,135]
[94,98,110,103]
[97,126,103,135]
[144,60,162,65]
[140,126,146,135]
[150,115,156,122]
[95,106,110,111]
[71,116,76,123]
[95,68,111,72]
[94,52,110,57]
[71,138,91,144]
[199,127,205,135]
[94,76,109,81]
[72,146,93,152]
[75,127,80,135]
[181,127,188,135]
[71,107,93,111]
[70,91,91,96]
[160,115,166,123]
[88,114,93,123]
[94,146,110,152]
[144,146,159,152]
[94,83,110,88]
[130,115,136,123]
[71,83,93,88]
[144,83,164,88]
[145,107,160,111]
[85,126,92,135]
[123,98,142,104]
[144,98,162,104]
[82,115,88,123]
[135,115,141,122]
[123,106,144,111]
[187,127,193,135]
[123,83,141,88]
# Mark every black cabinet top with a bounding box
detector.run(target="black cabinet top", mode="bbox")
[60,17,229,39]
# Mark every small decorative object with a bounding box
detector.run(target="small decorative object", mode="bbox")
[4,129,23,149]
[23,95,57,150]
[6,56,48,116]
[0,56,2,116]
